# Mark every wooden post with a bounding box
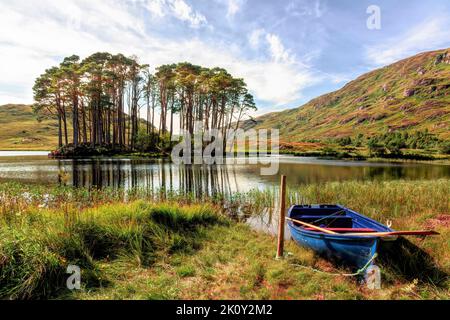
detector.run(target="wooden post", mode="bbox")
[276,175,287,259]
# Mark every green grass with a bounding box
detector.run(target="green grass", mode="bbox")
[0,179,448,300]
[0,201,227,299]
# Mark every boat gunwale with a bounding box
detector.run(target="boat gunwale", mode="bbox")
[287,204,394,240]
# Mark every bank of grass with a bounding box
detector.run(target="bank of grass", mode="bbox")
[71,222,449,300]
[0,179,449,300]
[0,201,228,299]
[279,146,450,162]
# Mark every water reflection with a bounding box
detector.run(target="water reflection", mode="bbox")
[0,156,449,197]
[66,159,251,198]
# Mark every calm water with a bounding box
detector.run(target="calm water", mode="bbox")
[0,152,449,197]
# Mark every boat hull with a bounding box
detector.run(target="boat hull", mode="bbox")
[289,226,379,269]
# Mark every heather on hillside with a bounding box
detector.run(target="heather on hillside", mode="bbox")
[246,49,450,142]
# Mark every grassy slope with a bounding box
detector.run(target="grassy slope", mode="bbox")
[0,104,60,150]
[0,104,152,152]
[1,180,448,300]
[245,48,450,142]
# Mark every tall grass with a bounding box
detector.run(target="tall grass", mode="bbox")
[299,179,449,221]
[0,200,226,299]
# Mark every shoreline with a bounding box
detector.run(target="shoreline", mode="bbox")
[1,149,449,165]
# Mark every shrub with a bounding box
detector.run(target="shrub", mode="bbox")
[336,137,352,147]
[368,139,386,157]
[321,147,338,156]
[440,142,450,155]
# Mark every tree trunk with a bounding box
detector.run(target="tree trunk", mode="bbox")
[170,97,174,143]
[57,110,63,148]
[72,94,79,147]
[81,101,87,144]
[62,103,68,146]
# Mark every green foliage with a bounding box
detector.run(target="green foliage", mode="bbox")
[336,136,352,147]
[367,139,386,157]
[353,133,365,147]
[321,146,338,156]
[366,130,447,157]
[134,129,162,152]
[0,201,224,299]
[440,142,450,154]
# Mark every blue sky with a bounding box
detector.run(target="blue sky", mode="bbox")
[1,0,450,115]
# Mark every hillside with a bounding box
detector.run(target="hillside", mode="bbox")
[0,104,153,152]
[0,104,60,150]
[244,49,450,142]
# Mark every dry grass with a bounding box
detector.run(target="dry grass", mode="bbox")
[0,104,61,150]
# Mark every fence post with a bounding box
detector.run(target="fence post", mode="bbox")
[276,175,287,259]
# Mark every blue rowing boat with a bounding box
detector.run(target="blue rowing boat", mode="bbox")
[287,204,393,269]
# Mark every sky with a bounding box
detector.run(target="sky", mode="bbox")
[1,0,450,115]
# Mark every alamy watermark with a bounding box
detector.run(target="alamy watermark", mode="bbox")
[367,5,381,30]
[66,265,81,290]
[171,122,280,176]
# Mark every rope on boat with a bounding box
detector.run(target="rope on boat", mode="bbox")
[312,210,346,225]
[290,253,378,277]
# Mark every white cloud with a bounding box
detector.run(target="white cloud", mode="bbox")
[144,0,165,18]
[265,33,294,63]
[226,0,243,18]
[366,17,450,66]
[0,0,318,110]
[249,29,303,65]
[170,0,207,27]
[139,38,317,107]
[314,0,324,18]
[248,29,265,49]
[142,0,207,28]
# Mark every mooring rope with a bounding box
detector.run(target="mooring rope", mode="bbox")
[289,253,378,277]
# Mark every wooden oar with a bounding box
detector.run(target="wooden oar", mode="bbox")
[286,217,338,234]
[286,217,439,237]
[344,230,440,237]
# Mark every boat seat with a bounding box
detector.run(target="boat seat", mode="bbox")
[291,215,353,228]
[294,215,349,219]
[290,208,346,216]
[304,228,376,233]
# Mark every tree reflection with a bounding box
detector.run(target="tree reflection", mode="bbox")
[57,158,450,199]
[68,159,241,198]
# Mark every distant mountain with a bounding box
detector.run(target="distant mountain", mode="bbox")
[243,49,450,142]
[0,104,59,150]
